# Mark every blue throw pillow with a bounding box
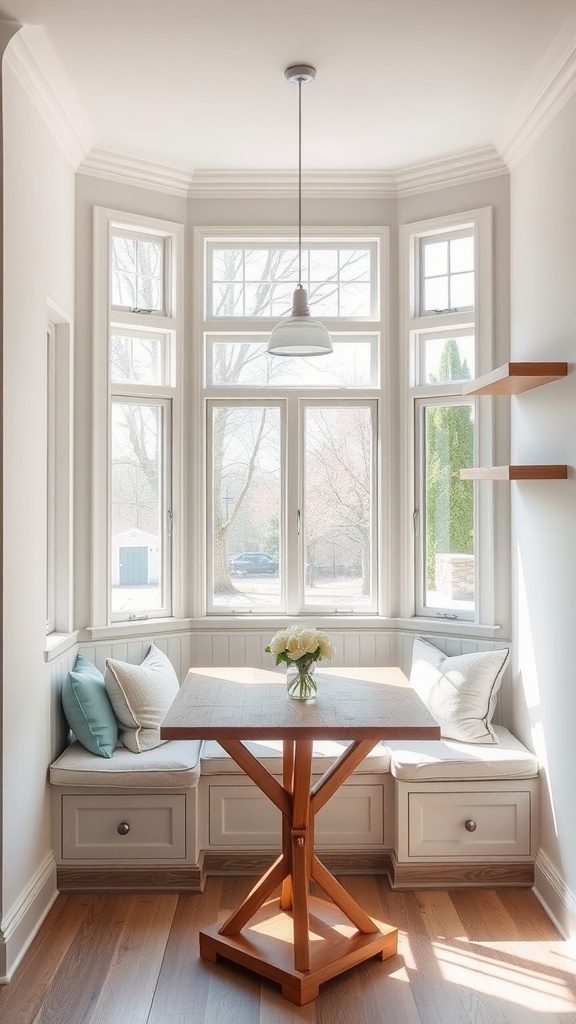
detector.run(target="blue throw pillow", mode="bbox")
[62,655,119,758]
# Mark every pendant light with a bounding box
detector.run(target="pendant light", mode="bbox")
[267,64,333,357]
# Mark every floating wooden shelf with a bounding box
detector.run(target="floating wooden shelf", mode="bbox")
[462,362,568,396]
[460,465,568,481]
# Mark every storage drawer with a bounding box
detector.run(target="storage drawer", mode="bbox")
[62,794,186,860]
[209,784,383,848]
[408,790,531,858]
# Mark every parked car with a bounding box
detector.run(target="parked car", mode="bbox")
[229,552,279,576]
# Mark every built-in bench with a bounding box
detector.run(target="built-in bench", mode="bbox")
[50,725,539,892]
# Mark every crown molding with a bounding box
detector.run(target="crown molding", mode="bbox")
[80,150,192,197]
[5,25,95,168]
[78,146,507,200]
[394,146,507,196]
[497,11,576,168]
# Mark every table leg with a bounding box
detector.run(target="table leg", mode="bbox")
[291,739,313,972]
[280,739,294,912]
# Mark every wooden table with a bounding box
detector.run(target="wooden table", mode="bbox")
[161,666,440,1005]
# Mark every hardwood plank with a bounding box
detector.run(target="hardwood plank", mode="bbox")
[333,875,422,1024]
[84,894,178,1024]
[30,895,138,1024]
[147,883,224,1024]
[415,890,510,1024]
[0,896,89,1024]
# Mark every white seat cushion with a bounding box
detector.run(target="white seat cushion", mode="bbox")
[50,739,203,789]
[387,726,539,782]
[200,738,390,775]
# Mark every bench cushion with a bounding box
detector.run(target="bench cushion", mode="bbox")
[387,726,539,782]
[200,738,390,775]
[50,739,203,789]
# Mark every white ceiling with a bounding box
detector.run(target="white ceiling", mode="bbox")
[1,0,575,173]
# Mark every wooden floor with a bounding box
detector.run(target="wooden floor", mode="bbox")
[1,876,576,1023]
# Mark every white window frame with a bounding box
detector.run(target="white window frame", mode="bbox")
[196,226,389,619]
[46,300,74,637]
[93,207,184,625]
[399,208,495,625]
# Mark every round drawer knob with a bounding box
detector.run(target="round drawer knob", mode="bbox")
[117,822,130,836]
[464,819,477,833]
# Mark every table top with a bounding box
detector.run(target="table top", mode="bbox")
[160,666,441,741]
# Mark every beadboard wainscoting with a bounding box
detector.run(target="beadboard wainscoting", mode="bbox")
[78,628,512,727]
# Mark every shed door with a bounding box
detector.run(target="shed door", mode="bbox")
[119,546,148,585]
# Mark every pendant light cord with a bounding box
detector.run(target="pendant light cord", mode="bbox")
[298,76,302,288]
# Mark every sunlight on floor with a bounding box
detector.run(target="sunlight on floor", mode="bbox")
[432,938,576,1012]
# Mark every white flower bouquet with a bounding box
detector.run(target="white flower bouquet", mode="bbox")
[265,626,335,700]
[265,625,335,666]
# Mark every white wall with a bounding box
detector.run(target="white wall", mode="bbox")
[510,93,576,936]
[1,34,76,976]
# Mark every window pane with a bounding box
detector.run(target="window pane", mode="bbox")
[309,282,339,317]
[208,336,378,387]
[424,403,475,614]
[112,272,136,308]
[422,335,474,384]
[111,332,167,385]
[213,283,243,316]
[111,402,164,614]
[309,250,338,279]
[423,240,448,277]
[450,271,474,309]
[339,282,371,317]
[304,406,374,609]
[211,405,282,610]
[424,277,449,312]
[450,236,474,273]
[112,236,136,274]
[339,250,370,281]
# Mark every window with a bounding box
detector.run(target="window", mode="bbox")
[94,209,183,623]
[201,231,385,615]
[403,209,493,623]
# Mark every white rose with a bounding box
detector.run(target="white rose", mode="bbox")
[269,630,289,656]
[317,634,335,660]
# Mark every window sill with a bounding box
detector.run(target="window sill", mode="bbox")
[44,631,79,662]
[79,616,504,643]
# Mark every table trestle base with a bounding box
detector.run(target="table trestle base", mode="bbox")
[199,896,398,1005]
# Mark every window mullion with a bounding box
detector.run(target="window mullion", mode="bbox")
[285,395,300,615]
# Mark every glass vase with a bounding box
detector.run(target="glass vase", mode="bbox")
[286,659,317,701]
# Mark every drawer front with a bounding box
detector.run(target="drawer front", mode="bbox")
[62,794,186,860]
[209,784,383,848]
[408,791,531,858]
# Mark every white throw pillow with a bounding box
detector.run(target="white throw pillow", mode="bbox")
[410,637,509,744]
[104,644,179,752]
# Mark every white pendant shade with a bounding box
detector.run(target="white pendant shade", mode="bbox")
[267,285,333,356]
[267,66,332,358]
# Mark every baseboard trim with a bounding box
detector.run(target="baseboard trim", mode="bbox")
[57,860,204,894]
[203,849,393,879]
[390,852,534,889]
[534,849,576,940]
[55,848,537,896]
[0,853,58,983]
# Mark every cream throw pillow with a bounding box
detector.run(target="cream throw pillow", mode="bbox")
[104,644,179,752]
[410,637,509,744]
